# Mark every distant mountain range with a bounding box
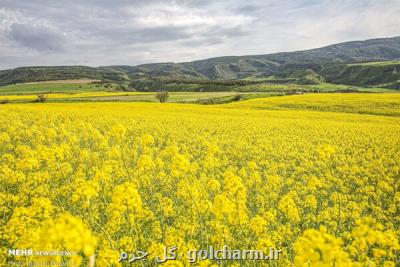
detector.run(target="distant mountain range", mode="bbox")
[1,36,400,89]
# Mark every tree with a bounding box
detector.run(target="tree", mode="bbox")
[155,90,169,103]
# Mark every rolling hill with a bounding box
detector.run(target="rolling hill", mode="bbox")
[1,36,400,89]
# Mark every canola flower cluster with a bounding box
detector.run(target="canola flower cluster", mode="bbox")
[0,100,399,266]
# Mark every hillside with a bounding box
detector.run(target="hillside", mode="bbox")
[0,66,128,87]
[320,61,400,89]
[117,36,400,83]
[1,36,400,89]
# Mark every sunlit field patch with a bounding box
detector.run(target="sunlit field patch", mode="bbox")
[225,93,400,116]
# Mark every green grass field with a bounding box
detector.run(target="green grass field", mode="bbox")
[0,83,103,95]
[348,60,400,67]
[0,91,277,104]
[0,79,130,95]
[0,80,398,105]
[160,81,396,93]
[1,80,396,95]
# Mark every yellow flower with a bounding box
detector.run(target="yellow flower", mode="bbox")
[278,194,300,223]
[249,215,267,234]
[294,227,352,266]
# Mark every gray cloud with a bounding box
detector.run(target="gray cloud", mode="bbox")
[0,0,399,69]
[7,23,66,52]
[236,4,260,14]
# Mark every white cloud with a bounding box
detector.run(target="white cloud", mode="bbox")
[129,4,254,29]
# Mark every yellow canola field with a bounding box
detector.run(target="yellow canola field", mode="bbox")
[225,93,400,116]
[1,97,400,266]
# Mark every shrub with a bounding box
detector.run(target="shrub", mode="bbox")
[0,98,10,104]
[233,94,242,101]
[35,94,48,103]
[155,90,169,103]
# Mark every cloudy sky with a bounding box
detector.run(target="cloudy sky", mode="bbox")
[0,0,399,69]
